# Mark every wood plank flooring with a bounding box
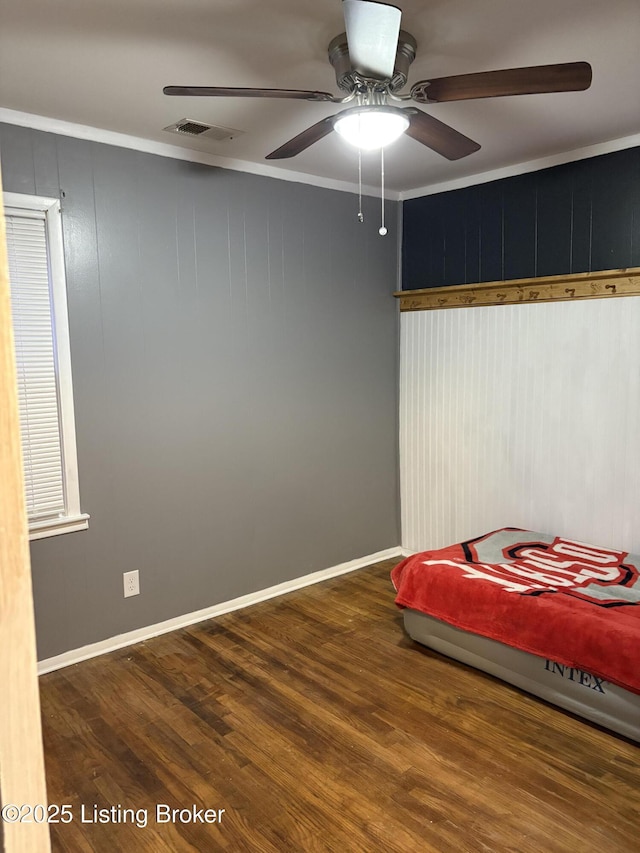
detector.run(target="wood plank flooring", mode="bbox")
[39,559,639,852]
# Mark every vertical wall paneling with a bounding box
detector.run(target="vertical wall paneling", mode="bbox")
[400,298,640,555]
[463,187,481,285]
[590,148,636,271]
[502,172,537,281]
[479,180,504,283]
[0,123,400,659]
[536,166,572,276]
[402,146,640,290]
[569,158,592,274]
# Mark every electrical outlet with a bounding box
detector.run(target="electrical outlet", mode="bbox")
[123,570,140,598]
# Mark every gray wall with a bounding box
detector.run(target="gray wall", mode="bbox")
[0,123,400,660]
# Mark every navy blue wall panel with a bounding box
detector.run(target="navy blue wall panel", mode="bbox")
[479,180,504,283]
[502,172,537,281]
[463,187,481,284]
[569,158,593,274]
[402,146,640,290]
[536,165,573,277]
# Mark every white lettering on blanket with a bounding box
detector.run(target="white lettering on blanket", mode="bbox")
[421,538,629,595]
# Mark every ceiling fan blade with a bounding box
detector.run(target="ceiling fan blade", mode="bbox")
[163,86,339,102]
[266,116,336,160]
[342,0,402,79]
[411,61,592,103]
[404,109,481,161]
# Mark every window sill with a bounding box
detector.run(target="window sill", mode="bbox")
[29,514,90,541]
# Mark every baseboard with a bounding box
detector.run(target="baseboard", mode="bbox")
[37,546,403,675]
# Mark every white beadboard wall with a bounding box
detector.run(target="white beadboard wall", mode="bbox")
[400,297,640,555]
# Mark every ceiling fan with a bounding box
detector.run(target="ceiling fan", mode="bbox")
[164,0,592,163]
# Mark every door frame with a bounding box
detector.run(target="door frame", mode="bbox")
[0,169,51,851]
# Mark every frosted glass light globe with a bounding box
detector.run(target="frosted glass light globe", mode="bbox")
[334,107,410,150]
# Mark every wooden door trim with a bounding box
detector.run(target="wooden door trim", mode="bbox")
[0,174,51,851]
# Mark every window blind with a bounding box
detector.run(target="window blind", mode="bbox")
[6,211,66,520]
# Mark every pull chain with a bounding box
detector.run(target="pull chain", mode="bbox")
[357,147,364,222]
[379,147,387,236]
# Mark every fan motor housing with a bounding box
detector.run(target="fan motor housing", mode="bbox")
[328,29,417,93]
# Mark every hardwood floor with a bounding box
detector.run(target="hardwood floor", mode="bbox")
[39,559,639,852]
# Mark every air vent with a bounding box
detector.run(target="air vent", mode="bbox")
[163,119,244,142]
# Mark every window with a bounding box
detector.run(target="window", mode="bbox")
[4,193,88,540]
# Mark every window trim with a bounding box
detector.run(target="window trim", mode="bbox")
[4,192,89,540]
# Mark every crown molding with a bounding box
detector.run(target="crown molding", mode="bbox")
[4,108,635,206]
[0,107,401,201]
[399,133,640,201]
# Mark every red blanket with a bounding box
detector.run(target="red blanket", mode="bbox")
[391,528,640,695]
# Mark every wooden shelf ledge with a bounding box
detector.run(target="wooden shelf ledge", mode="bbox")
[394,267,640,311]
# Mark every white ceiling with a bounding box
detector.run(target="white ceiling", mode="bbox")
[1,0,639,195]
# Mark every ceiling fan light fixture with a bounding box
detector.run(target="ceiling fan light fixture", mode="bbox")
[333,106,409,150]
